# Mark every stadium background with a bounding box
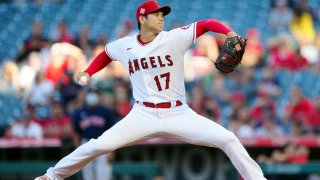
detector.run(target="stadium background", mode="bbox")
[0,0,320,179]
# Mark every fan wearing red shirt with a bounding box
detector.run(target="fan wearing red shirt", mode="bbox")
[41,103,73,139]
[284,86,315,125]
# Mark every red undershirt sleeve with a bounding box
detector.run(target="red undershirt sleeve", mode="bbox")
[196,19,232,38]
[84,51,112,77]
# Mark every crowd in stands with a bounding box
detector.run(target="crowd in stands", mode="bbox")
[0,0,320,155]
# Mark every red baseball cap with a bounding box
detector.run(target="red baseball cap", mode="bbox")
[136,0,171,22]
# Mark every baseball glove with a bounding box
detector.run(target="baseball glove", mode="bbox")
[214,35,247,73]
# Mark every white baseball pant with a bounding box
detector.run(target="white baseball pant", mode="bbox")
[44,103,266,180]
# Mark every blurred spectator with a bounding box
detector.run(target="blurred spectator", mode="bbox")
[116,19,136,39]
[51,21,74,43]
[56,70,83,111]
[72,91,119,180]
[258,142,309,164]
[306,96,320,134]
[228,91,247,122]
[19,52,42,93]
[27,72,54,106]
[269,0,293,34]
[292,48,309,70]
[294,0,319,22]
[299,43,319,65]
[291,0,319,66]
[188,83,205,115]
[188,83,220,121]
[190,34,218,60]
[257,142,309,180]
[184,34,218,81]
[284,86,314,125]
[6,112,43,139]
[65,45,88,75]
[0,61,20,94]
[256,68,281,98]
[110,61,128,80]
[211,73,231,105]
[286,144,309,164]
[290,6,316,45]
[242,28,264,67]
[67,89,86,114]
[114,82,132,118]
[74,25,95,57]
[92,43,105,56]
[93,66,117,94]
[250,92,277,126]
[229,107,255,137]
[203,97,221,121]
[291,121,305,136]
[255,114,284,136]
[267,35,293,70]
[16,21,48,63]
[40,103,73,139]
[45,44,68,85]
[227,68,257,102]
[90,61,119,109]
[95,34,108,47]
[99,92,116,110]
[44,43,86,85]
[267,34,308,71]
[281,86,315,135]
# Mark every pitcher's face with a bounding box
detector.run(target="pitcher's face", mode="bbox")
[142,11,164,33]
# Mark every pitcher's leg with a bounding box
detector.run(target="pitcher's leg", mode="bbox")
[45,107,161,180]
[221,135,266,180]
[46,138,105,180]
[162,109,266,180]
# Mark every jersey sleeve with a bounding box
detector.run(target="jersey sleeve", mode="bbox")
[168,22,197,54]
[104,40,124,62]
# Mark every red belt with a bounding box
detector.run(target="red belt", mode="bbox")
[136,100,182,108]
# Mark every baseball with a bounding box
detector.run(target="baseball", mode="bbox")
[80,76,87,83]
[80,76,87,82]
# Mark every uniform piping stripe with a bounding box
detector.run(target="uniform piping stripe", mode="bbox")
[104,44,117,61]
[193,22,196,44]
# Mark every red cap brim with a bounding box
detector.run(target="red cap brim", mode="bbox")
[150,6,171,16]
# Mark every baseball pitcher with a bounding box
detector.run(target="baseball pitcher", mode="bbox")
[36,1,265,180]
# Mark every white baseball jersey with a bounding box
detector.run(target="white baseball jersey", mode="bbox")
[105,23,196,103]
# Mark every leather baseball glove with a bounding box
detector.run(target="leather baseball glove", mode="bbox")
[214,35,247,73]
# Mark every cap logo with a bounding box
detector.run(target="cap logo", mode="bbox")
[140,8,145,14]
